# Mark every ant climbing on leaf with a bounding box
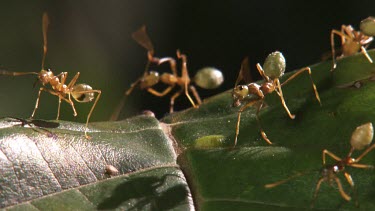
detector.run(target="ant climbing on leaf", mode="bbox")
[330,16,375,71]
[0,13,101,139]
[232,52,321,147]
[110,25,223,120]
[265,123,375,208]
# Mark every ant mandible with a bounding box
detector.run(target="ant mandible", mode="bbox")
[0,13,101,139]
[232,52,321,147]
[330,17,375,71]
[110,25,223,120]
[265,123,375,208]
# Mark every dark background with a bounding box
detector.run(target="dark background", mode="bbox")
[0,1,374,121]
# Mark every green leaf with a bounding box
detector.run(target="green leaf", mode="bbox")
[2,50,375,210]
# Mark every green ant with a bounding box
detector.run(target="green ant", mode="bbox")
[232,52,321,146]
[265,123,375,208]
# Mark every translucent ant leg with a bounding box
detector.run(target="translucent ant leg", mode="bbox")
[169,90,183,113]
[360,46,373,63]
[234,98,261,147]
[255,101,272,144]
[275,79,295,119]
[310,177,325,208]
[322,149,341,165]
[280,67,321,105]
[66,93,78,117]
[110,78,143,121]
[334,176,351,201]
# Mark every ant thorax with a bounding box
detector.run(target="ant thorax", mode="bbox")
[260,82,275,94]
[160,72,178,86]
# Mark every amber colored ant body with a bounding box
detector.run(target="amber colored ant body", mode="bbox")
[0,13,101,139]
[232,52,321,146]
[110,26,223,120]
[265,123,375,208]
[330,17,375,71]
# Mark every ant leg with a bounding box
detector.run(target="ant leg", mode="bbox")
[280,67,321,105]
[256,101,272,144]
[344,172,358,206]
[109,78,142,121]
[176,50,198,108]
[41,13,49,70]
[331,30,351,71]
[68,90,101,139]
[322,149,341,165]
[349,163,374,169]
[256,63,270,81]
[189,85,202,105]
[169,90,183,113]
[360,46,373,63]
[234,98,261,147]
[67,72,81,89]
[156,57,178,76]
[59,94,77,117]
[31,87,47,118]
[56,97,62,120]
[147,86,174,97]
[354,143,375,162]
[310,177,325,208]
[275,79,295,119]
[265,171,310,188]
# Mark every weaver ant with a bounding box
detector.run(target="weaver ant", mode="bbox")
[232,52,321,146]
[0,13,101,139]
[330,17,375,71]
[265,123,375,208]
[110,25,223,120]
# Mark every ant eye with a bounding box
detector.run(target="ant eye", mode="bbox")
[239,86,243,90]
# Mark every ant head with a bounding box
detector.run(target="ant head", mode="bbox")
[350,122,374,150]
[194,67,224,89]
[71,84,95,102]
[140,71,159,89]
[232,85,248,107]
[263,51,286,79]
[360,16,375,36]
[38,69,54,85]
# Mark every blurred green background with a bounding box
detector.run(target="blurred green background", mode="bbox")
[0,0,374,122]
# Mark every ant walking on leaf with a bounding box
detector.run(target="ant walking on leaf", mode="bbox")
[232,52,321,146]
[110,26,223,120]
[330,17,375,71]
[265,123,375,208]
[0,13,101,139]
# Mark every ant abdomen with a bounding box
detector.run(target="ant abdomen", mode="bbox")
[71,84,95,102]
[351,122,374,150]
[263,51,286,79]
[194,67,224,89]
